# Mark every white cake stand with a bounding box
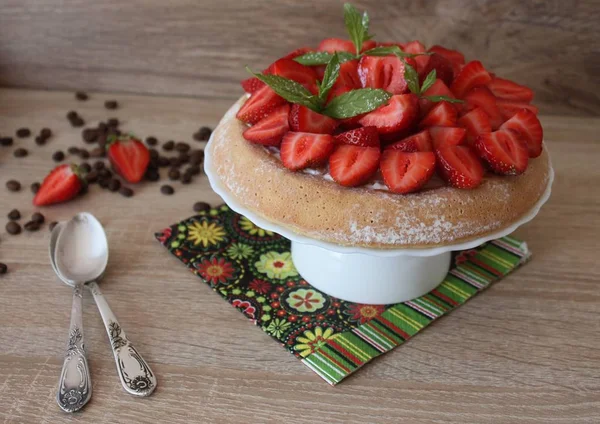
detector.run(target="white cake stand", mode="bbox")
[204,136,554,304]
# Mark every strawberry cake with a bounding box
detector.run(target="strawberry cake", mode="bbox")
[207,4,552,249]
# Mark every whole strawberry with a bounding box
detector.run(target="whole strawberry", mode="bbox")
[107,134,150,183]
[33,164,83,206]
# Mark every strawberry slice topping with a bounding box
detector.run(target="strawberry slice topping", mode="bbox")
[429,126,466,150]
[318,38,376,54]
[487,77,534,102]
[457,108,492,145]
[463,86,504,130]
[241,77,265,94]
[358,55,414,94]
[496,100,539,120]
[243,104,290,146]
[386,129,433,152]
[33,164,83,206]
[359,94,419,134]
[499,109,543,158]
[267,58,318,88]
[333,59,361,90]
[380,150,436,194]
[419,79,456,115]
[419,53,454,86]
[236,85,287,125]
[280,132,335,171]
[334,126,380,148]
[108,135,151,183]
[428,45,465,78]
[401,40,429,75]
[281,47,312,60]
[419,101,458,128]
[450,60,492,98]
[329,145,381,187]
[289,104,338,134]
[475,130,529,175]
[436,145,484,189]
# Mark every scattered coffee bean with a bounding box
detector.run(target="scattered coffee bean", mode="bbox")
[85,170,99,184]
[67,111,78,120]
[6,221,21,235]
[31,212,45,224]
[79,149,90,159]
[6,180,21,192]
[163,140,175,151]
[193,202,211,212]
[108,179,121,192]
[98,122,108,133]
[35,136,46,146]
[75,91,89,101]
[160,185,174,195]
[146,136,158,146]
[82,128,98,143]
[169,157,181,167]
[52,151,65,162]
[180,173,192,184]
[93,160,105,170]
[16,128,31,138]
[0,263,7,275]
[24,221,40,232]
[187,165,201,176]
[104,100,118,110]
[119,186,133,197]
[107,118,119,127]
[67,146,80,155]
[98,179,109,189]
[158,156,170,167]
[7,209,21,220]
[80,162,92,173]
[14,148,28,158]
[40,128,52,139]
[168,168,181,181]
[193,126,212,142]
[30,182,40,194]
[99,168,112,179]
[189,150,204,165]
[78,185,88,197]
[70,117,85,128]
[145,168,160,182]
[90,147,106,158]
[175,142,190,153]
[0,137,14,146]
[178,153,190,164]
[49,221,58,231]
[149,149,159,160]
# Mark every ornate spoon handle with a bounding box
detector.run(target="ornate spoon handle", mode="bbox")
[87,281,157,396]
[57,283,92,412]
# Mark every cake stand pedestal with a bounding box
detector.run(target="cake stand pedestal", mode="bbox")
[205,137,554,304]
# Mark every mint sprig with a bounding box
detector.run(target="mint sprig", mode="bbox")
[399,59,464,104]
[247,68,321,112]
[344,3,372,55]
[318,53,341,102]
[294,51,354,66]
[323,88,391,119]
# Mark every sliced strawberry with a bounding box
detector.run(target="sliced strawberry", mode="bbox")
[499,109,543,157]
[496,100,539,120]
[241,77,265,94]
[358,55,414,94]
[419,79,456,115]
[281,46,312,60]
[242,104,290,146]
[428,45,465,78]
[380,150,436,194]
[436,145,484,189]
[236,85,287,125]
[450,60,492,98]
[386,129,433,152]
[487,77,534,102]
[33,164,83,206]
[329,145,381,187]
[457,108,492,145]
[475,130,529,175]
[267,58,318,88]
[108,135,151,183]
[333,59,361,90]
[289,104,338,134]
[463,86,503,130]
[359,94,419,134]
[419,53,454,86]
[318,38,361,54]
[429,127,466,150]
[402,40,429,75]
[419,101,458,128]
[280,132,335,171]
[334,126,380,148]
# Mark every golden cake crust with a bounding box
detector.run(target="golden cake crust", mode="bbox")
[209,96,552,249]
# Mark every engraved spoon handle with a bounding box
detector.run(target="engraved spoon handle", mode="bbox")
[57,283,92,412]
[87,281,157,396]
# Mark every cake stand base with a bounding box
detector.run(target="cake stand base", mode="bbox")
[291,241,451,304]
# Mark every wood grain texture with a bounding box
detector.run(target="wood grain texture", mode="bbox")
[1,0,600,116]
[0,88,600,423]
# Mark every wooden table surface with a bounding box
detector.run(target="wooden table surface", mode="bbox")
[0,88,599,423]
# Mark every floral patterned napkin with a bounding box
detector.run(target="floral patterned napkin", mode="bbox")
[156,205,531,385]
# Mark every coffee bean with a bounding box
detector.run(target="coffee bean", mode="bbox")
[180,173,192,184]
[7,209,20,220]
[90,147,106,158]
[189,150,204,165]
[16,128,31,138]
[99,168,112,179]
[193,126,212,141]
[160,185,174,195]
[79,149,90,159]
[67,111,78,120]
[49,221,58,231]
[0,137,14,146]
[175,142,190,153]
[98,122,108,133]
[193,202,211,212]
[169,157,181,167]
[168,168,181,181]
[6,221,21,235]
[146,136,158,146]
[104,100,118,110]
[30,182,40,194]
[31,212,45,224]
[119,186,134,197]
[75,91,89,101]
[108,179,121,192]
[85,170,99,183]
[145,168,160,182]
[35,136,46,146]
[82,128,98,143]
[6,180,21,192]
[67,146,80,155]
[78,184,88,197]
[97,135,107,148]
[158,156,170,167]
[163,140,175,151]
[107,118,119,127]
[93,161,105,170]
[98,178,109,189]
[24,221,40,232]
[40,128,52,139]
[187,165,201,176]
[0,263,7,275]
[52,151,65,162]
[106,127,121,137]
[178,153,190,164]
[70,117,85,128]
[149,149,159,160]
[80,162,92,173]
[13,148,28,158]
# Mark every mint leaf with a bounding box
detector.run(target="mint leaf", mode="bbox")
[318,53,341,103]
[420,69,437,94]
[247,67,321,112]
[401,58,421,95]
[362,46,432,59]
[323,88,391,119]
[294,51,354,66]
[423,95,464,104]
[344,3,371,55]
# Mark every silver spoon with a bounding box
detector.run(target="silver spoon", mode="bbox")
[52,213,157,397]
[50,221,92,412]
